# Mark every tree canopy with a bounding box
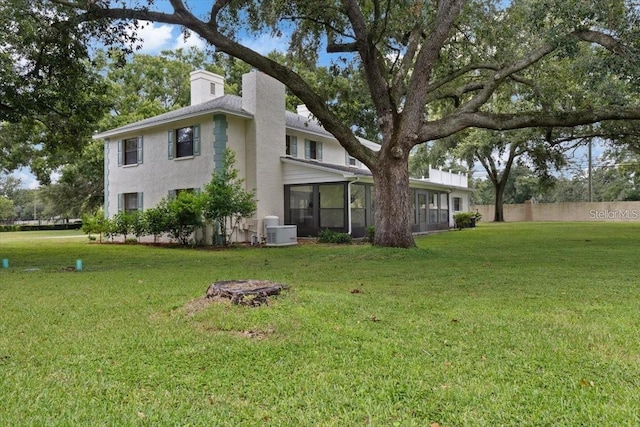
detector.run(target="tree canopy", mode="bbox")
[40,0,640,246]
[0,0,118,180]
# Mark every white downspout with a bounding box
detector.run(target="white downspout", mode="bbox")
[347,177,360,235]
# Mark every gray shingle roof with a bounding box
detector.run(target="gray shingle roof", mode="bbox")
[94,95,249,138]
[284,111,333,137]
[95,93,336,140]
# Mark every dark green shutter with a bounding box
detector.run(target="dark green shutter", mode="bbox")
[193,125,201,156]
[168,130,174,159]
[137,136,143,164]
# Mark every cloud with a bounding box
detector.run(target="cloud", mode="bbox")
[240,32,289,55]
[172,29,208,51]
[127,20,291,57]
[128,21,175,53]
[126,21,209,53]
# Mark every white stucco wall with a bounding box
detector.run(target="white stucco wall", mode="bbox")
[449,190,471,226]
[224,115,249,181]
[106,117,217,217]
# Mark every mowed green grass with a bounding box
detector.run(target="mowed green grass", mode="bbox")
[0,223,639,426]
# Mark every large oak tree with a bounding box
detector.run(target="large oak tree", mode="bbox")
[50,0,640,247]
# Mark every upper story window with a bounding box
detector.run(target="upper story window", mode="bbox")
[168,125,200,159]
[117,137,143,166]
[177,127,194,157]
[346,152,359,167]
[305,139,322,161]
[286,135,298,157]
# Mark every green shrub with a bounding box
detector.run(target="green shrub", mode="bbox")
[453,212,481,229]
[318,228,352,244]
[81,209,110,242]
[129,210,147,241]
[367,225,375,242]
[144,200,171,243]
[111,211,134,240]
[166,192,202,246]
[201,149,256,245]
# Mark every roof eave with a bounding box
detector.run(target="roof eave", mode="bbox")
[281,156,367,179]
[409,177,471,192]
[92,107,253,140]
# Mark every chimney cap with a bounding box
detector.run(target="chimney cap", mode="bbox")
[190,69,225,105]
[296,104,313,118]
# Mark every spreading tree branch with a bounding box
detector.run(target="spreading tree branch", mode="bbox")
[341,0,394,133]
[402,0,465,129]
[573,29,631,57]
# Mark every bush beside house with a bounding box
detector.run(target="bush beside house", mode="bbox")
[453,212,482,229]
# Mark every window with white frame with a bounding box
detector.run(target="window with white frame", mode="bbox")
[346,151,358,167]
[305,139,322,161]
[117,136,143,166]
[286,135,298,157]
[168,125,200,159]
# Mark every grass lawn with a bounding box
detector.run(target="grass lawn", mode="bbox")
[1,223,639,426]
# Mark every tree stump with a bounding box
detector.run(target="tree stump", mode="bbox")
[206,280,288,307]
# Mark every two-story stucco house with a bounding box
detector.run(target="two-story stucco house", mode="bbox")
[94,70,472,242]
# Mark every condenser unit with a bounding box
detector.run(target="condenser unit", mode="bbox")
[265,225,298,246]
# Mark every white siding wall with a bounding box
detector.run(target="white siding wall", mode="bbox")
[283,162,348,185]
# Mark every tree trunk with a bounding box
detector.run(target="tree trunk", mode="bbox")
[494,184,505,222]
[371,153,415,248]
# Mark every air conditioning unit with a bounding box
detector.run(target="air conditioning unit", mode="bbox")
[266,225,298,246]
